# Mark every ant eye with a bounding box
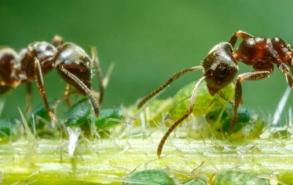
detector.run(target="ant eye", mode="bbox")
[216,65,230,79]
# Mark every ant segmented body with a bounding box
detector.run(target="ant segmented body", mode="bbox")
[137,30,293,157]
[0,36,105,123]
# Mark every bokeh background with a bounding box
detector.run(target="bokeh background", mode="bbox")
[0,0,292,122]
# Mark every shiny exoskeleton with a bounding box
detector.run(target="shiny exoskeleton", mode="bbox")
[0,36,105,122]
[137,30,293,157]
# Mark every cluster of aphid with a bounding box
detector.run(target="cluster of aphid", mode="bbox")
[0,36,105,124]
[1,31,293,157]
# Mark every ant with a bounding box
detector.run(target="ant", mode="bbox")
[137,30,293,157]
[0,35,106,123]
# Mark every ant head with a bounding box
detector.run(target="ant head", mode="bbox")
[55,43,92,94]
[203,42,238,95]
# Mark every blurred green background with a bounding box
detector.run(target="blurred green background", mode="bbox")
[0,0,292,122]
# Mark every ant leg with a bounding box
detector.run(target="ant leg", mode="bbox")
[25,82,32,113]
[34,58,56,123]
[229,30,254,47]
[91,47,105,104]
[278,63,293,89]
[138,66,203,108]
[58,66,100,116]
[157,76,205,157]
[63,84,72,106]
[230,70,272,131]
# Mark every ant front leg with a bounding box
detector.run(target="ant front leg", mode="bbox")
[63,84,72,106]
[230,70,272,131]
[278,63,293,89]
[157,76,205,157]
[137,66,203,109]
[229,30,254,47]
[34,58,56,123]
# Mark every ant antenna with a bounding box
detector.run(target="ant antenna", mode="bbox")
[157,76,205,157]
[59,66,100,116]
[137,66,203,108]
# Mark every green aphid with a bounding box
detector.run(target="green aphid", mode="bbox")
[29,104,51,130]
[0,118,16,138]
[95,108,124,129]
[206,105,265,138]
[169,82,234,120]
[269,128,291,139]
[65,98,91,127]
[123,169,176,185]
[139,99,174,127]
[214,170,270,185]
[206,105,252,132]
[65,98,123,136]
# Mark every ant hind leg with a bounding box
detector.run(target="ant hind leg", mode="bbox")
[278,63,293,89]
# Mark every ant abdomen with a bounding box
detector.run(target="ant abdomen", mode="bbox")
[55,43,91,94]
[0,48,21,90]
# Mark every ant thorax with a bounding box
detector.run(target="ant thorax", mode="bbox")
[18,41,58,81]
[29,42,57,62]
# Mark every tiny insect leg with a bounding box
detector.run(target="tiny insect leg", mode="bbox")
[59,66,100,116]
[138,66,203,108]
[25,82,32,113]
[63,84,72,106]
[229,30,254,47]
[91,47,104,104]
[230,70,272,131]
[34,58,56,123]
[278,63,293,89]
[157,76,205,157]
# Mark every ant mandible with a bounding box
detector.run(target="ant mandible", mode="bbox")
[0,36,106,123]
[137,30,293,157]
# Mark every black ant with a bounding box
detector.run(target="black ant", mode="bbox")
[137,30,293,157]
[0,36,106,123]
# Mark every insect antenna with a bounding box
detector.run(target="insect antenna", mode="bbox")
[59,66,100,116]
[157,76,205,157]
[137,66,203,109]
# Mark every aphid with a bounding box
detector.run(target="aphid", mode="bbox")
[0,36,105,123]
[137,30,293,157]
